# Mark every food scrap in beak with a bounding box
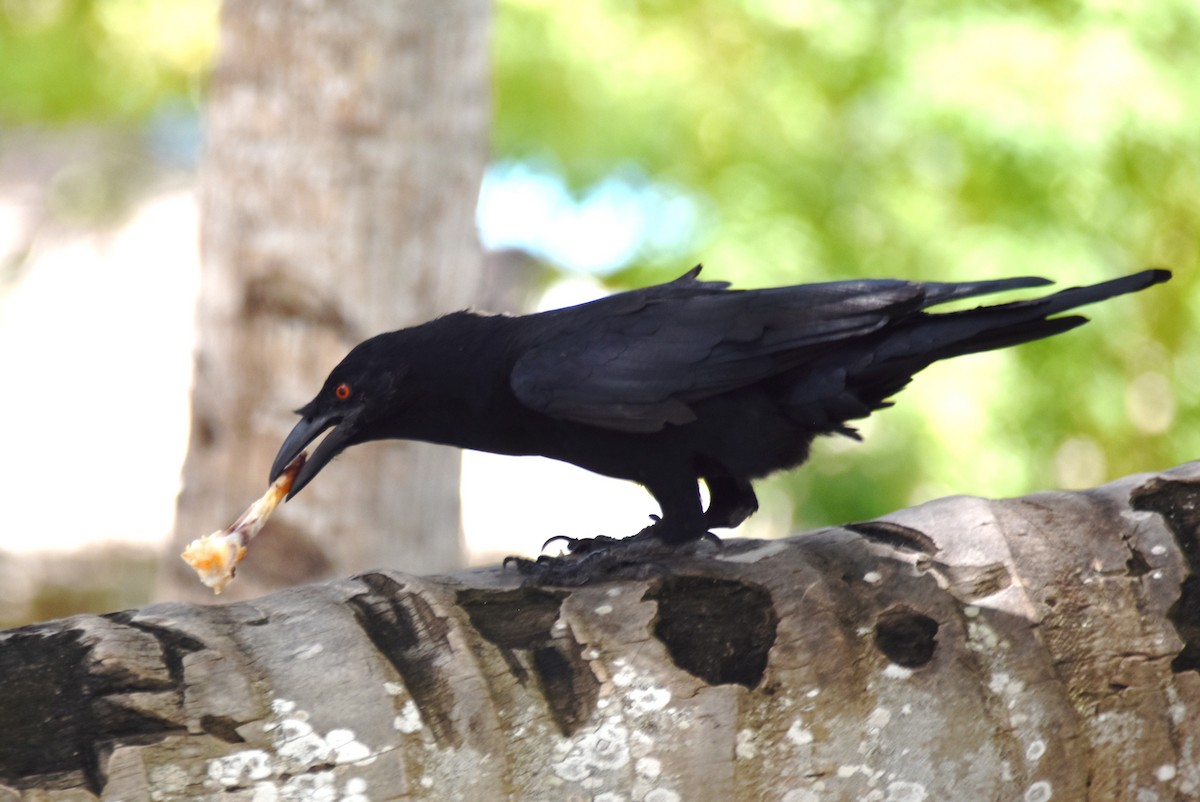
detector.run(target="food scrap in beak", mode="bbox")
[180,451,307,594]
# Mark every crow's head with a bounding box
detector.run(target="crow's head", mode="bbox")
[269,335,405,498]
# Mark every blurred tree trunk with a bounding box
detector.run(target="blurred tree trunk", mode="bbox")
[4,464,1199,801]
[160,0,490,601]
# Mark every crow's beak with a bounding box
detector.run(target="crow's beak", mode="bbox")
[270,411,355,499]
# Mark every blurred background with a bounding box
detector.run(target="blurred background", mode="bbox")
[0,0,1195,625]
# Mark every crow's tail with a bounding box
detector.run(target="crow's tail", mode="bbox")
[916,268,1170,361]
[846,269,1171,409]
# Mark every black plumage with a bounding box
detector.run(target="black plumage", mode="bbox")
[270,267,1169,558]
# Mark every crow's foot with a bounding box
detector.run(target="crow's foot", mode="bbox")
[501,550,667,587]
[539,533,622,555]
[503,522,723,586]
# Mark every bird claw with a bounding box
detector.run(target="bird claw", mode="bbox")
[502,554,539,571]
[540,534,573,552]
[504,526,722,587]
[540,534,622,555]
[503,548,669,587]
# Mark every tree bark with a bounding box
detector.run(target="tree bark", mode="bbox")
[5,464,1200,801]
[161,0,490,602]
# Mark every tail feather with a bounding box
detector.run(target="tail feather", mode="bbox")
[1006,268,1170,317]
[913,268,1170,361]
[849,269,1169,408]
[920,276,1053,306]
[923,314,1088,362]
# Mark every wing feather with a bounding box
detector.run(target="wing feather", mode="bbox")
[510,270,1046,432]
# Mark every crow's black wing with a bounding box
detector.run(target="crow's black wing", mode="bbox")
[510,269,1051,433]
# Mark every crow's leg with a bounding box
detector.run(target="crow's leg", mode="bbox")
[545,473,708,551]
[643,474,710,544]
[703,476,758,529]
[503,475,717,585]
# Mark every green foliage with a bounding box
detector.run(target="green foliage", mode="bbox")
[0,0,215,123]
[496,0,1198,526]
[3,0,1193,528]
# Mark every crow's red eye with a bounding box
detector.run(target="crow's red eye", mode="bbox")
[335,383,352,400]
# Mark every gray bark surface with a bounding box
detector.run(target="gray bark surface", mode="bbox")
[5,464,1199,802]
[162,0,490,602]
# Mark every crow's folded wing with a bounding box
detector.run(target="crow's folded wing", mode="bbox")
[510,270,1055,433]
[511,270,1049,433]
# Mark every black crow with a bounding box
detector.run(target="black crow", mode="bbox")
[270,267,1169,576]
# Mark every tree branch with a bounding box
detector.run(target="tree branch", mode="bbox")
[3,464,1199,801]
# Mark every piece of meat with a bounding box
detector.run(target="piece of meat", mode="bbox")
[180,452,307,594]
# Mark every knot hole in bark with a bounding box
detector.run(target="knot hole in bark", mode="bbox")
[644,576,777,689]
[874,605,939,668]
[1131,477,1200,674]
[844,520,938,555]
[457,587,599,736]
